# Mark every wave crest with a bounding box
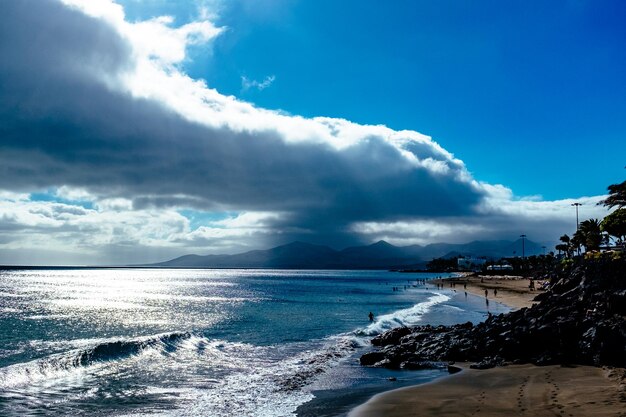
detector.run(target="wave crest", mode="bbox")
[0,332,191,389]
[355,293,450,337]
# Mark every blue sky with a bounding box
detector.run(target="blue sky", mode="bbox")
[125,0,626,199]
[0,0,622,264]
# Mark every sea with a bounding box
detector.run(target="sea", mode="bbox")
[0,268,509,416]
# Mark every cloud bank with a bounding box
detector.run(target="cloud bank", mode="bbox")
[0,0,610,264]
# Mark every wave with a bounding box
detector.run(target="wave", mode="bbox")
[75,332,191,366]
[1,291,454,416]
[275,293,453,392]
[355,292,450,337]
[0,332,192,389]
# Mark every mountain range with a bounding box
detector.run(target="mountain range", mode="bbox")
[150,238,548,269]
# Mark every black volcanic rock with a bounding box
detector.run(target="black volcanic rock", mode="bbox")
[361,256,626,369]
[371,326,412,346]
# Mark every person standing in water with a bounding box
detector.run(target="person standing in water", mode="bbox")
[368,312,374,322]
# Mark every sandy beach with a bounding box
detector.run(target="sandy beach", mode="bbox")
[349,273,626,417]
[438,274,540,310]
[349,364,626,417]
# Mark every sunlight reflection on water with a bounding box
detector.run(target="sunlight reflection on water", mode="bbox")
[0,268,493,416]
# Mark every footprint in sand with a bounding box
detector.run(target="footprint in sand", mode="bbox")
[470,392,487,416]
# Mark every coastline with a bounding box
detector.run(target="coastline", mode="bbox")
[347,274,626,417]
[348,274,626,417]
[348,363,626,417]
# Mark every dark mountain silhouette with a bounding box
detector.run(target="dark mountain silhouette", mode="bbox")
[150,238,549,269]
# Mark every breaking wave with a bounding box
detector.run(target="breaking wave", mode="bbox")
[355,292,450,337]
[0,332,192,389]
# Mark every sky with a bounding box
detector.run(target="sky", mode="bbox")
[0,0,623,265]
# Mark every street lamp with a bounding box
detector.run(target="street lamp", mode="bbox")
[571,203,582,256]
[571,203,582,230]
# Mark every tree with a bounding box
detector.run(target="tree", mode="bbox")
[574,219,604,252]
[426,257,457,272]
[571,231,584,255]
[599,179,626,209]
[555,243,568,256]
[556,234,573,257]
[601,209,626,246]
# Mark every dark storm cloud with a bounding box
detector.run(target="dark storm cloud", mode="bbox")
[0,0,489,246]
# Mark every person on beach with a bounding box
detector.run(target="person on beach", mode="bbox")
[368,311,374,322]
[484,289,488,298]
[494,288,498,297]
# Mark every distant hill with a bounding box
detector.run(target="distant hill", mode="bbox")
[150,238,548,269]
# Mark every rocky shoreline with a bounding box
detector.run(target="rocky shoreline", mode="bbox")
[361,256,626,370]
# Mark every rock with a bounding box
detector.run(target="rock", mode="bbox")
[447,364,462,374]
[360,351,386,366]
[470,356,504,370]
[371,326,412,346]
[359,256,626,370]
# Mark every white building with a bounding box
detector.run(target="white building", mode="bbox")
[487,264,514,271]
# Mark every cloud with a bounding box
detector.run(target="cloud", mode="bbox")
[0,193,195,264]
[0,0,612,263]
[241,75,276,91]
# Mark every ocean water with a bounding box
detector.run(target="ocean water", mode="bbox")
[0,268,508,416]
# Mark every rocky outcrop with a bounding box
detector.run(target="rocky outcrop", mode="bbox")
[361,256,626,369]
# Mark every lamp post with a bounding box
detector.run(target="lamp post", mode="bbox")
[519,234,527,274]
[571,203,582,255]
[571,203,582,230]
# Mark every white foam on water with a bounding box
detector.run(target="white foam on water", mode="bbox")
[114,333,362,417]
[356,292,451,337]
[0,331,349,417]
[25,314,72,320]
[0,332,189,389]
[146,293,456,416]
[0,269,457,417]
[0,350,106,389]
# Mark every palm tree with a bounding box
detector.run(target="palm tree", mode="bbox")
[571,231,584,255]
[556,234,573,257]
[574,219,604,252]
[599,179,626,209]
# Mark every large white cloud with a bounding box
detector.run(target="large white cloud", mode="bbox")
[0,0,612,264]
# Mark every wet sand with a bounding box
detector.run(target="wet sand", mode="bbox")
[349,364,626,417]
[439,274,540,310]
